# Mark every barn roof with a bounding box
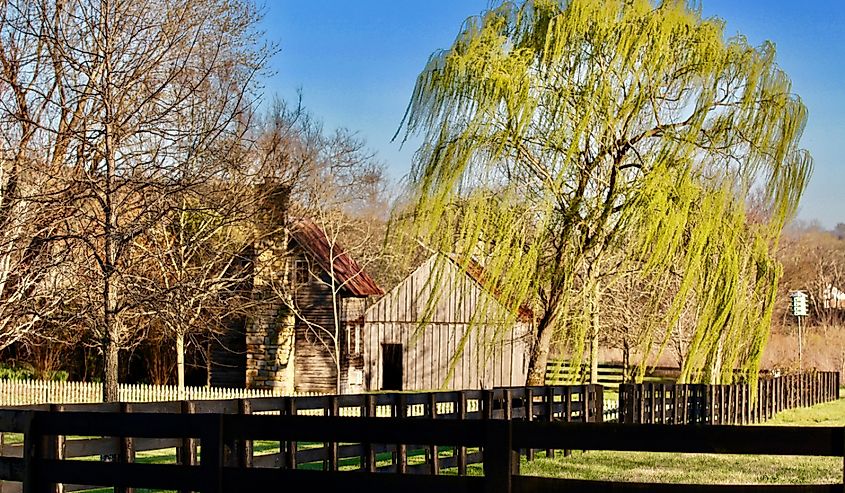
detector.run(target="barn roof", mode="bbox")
[450,256,535,322]
[289,219,384,297]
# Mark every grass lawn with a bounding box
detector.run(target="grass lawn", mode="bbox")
[518,394,845,485]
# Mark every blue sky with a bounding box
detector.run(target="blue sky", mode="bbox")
[261,1,844,228]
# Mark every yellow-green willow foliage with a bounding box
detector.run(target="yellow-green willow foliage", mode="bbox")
[397,0,811,385]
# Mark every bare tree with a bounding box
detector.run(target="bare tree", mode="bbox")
[0,4,81,354]
[0,0,267,400]
[134,174,260,394]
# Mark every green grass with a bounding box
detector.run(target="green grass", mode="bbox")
[518,450,839,484]
[767,397,845,426]
[518,395,845,485]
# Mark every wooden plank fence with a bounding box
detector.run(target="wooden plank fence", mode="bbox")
[545,361,678,387]
[619,371,841,424]
[0,385,604,492]
[0,380,324,407]
[0,410,843,493]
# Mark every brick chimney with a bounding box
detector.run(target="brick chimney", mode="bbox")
[245,181,296,392]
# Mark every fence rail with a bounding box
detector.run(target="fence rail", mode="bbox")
[0,384,605,492]
[0,372,840,492]
[0,409,842,493]
[545,361,679,387]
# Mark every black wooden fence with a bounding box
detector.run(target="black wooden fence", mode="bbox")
[0,385,605,492]
[619,371,841,424]
[0,410,843,493]
[0,373,840,492]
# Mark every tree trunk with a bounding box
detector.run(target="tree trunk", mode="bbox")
[100,5,119,403]
[526,311,558,385]
[588,273,601,384]
[102,253,120,402]
[622,337,630,384]
[103,329,120,402]
[176,331,185,399]
[206,341,213,387]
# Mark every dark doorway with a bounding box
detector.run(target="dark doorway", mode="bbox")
[381,344,403,391]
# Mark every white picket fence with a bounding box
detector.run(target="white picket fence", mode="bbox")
[0,379,317,407]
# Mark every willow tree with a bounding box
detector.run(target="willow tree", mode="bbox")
[397,0,811,385]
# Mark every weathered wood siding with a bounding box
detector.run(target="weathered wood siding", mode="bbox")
[292,251,340,394]
[363,256,530,391]
[340,297,367,394]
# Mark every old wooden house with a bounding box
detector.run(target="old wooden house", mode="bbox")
[360,254,532,391]
[210,218,383,394]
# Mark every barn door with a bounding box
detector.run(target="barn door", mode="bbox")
[381,343,403,391]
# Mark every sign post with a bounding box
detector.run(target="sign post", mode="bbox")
[789,291,808,369]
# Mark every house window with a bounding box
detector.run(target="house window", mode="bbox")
[354,324,360,354]
[347,323,361,355]
[293,259,308,286]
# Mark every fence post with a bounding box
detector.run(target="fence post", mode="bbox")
[544,387,554,458]
[618,384,627,424]
[22,411,46,493]
[396,393,407,474]
[525,388,534,460]
[237,399,253,468]
[483,389,495,420]
[178,400,197,493]
[647,383,655,424]
[283,397,297,470]
[640,384,648,424]
[117,403,134,493]
[364,394,376,472]
[616,383,628,423]
[327,396,339,471]
[199,415,223,493]
[428,393,440,475]
[482,419,514,493]
[457,391,468,476]
[595,385,604,423]
[670,384,679,425]
[581,385,590,423]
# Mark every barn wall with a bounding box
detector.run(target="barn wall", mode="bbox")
[362,256,530,391]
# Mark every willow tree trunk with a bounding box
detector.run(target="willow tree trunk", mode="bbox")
[588,273,601,384]
[526,311,558,385]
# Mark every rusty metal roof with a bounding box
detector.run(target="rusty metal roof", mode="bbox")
[452,255,535,322]
[289,219,384,297]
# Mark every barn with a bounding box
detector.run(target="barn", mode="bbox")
[360,254,532,391]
